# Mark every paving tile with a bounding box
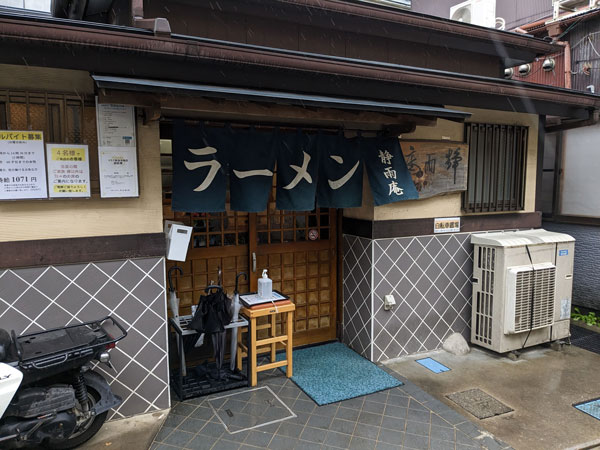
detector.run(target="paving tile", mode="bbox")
[288,411,311,426]
[348,436,377,450]
[294,399,317,414]
[215,438,242,450]
[239,445,260,450]
[178,417,207,433]
[357,411,383,426]
[329,418,356,435]
[171,402,198,417]
[191,406,215,421]
[199,421,225,438]
[377,428,405,446]
[456,421,481,438]
[407,400,430,412]
[381,416,405,431]
[153,426,174,443]
[430,438,457,450]
[162,429,195,447]
[383,405,408,419]
[340,396,365,409]
[154,444,178,450]
[353,423,380,440]
[324,431,352,448]
[430,425,455,442]
[297,391,313,402]
[335,406,360,422]
[403,432,429,450]
[363,400,386,414]
[456,430,479,446]
[456,444,479,450]
[438,409,469,425]
[365,390,389,403]
[294,440,323,450]
[386,395,409,408]
[244,430,273,448]
[278,386,301,399]
[185,433,219,450]
[431,414,453,428]
[224,430,250,443]
[374,443,402,450]
[300,426,328,444]
[405,420,430,437]
[307,413,333,429]
[481,436,507,450]
[405,408,431,424]
[314,403,339,417]
[277,422,305,438]
[269,435,299,449]
[163,414,185,428]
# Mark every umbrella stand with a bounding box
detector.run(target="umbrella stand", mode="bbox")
[230,272,248,372]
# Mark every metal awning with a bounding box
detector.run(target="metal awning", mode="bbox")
[92,75,471,122]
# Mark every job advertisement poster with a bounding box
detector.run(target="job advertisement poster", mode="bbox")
[98,146,139,198]
[0,130,48,200]
[46,143,91,198]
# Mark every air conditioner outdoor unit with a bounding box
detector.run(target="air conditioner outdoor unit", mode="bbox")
[470,229,575,354]
[450,0,496,28]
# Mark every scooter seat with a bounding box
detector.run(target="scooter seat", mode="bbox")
[0,328,15,362]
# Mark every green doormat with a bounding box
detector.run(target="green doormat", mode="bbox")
[447,388,513,419]
[278,342,402,405]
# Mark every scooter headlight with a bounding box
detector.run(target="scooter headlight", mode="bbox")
[98,352,111,364]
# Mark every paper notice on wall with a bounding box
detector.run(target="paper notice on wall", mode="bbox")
[98,146,139,198]
[0,130,48,200]
[46,144,91,198]
[96,102,136,148]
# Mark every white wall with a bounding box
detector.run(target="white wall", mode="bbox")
[561,123,600,217]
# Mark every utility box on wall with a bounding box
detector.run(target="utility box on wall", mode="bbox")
[470,229,575,354]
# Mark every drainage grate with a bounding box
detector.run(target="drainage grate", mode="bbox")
[570,325,600,355]
[447,388,513,419]
[574,398,600,421]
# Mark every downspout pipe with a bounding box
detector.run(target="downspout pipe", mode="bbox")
[555,41,572,89]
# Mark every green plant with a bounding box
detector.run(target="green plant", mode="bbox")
[572,307,599,327]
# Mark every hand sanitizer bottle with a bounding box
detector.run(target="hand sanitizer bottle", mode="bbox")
[258,269,272,299]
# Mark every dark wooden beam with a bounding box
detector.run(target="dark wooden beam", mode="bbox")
[343,212,542,239]
[0,233,166,269]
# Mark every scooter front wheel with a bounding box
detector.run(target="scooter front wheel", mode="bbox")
[43,385,108,450]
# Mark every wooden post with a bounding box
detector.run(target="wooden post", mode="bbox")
[250,316,257,387]
[286,311,293,377]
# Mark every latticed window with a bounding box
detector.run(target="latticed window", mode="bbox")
[463,123,528,213]
[0,90,97,146]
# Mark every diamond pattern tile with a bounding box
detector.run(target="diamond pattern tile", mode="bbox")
[0,257,169,420]
[343,235,373,360]
[372,233,473,361]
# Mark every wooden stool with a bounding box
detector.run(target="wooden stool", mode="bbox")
[236,301,295,386]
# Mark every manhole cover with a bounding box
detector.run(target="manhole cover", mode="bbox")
[207,386,296,433]
[447,388,513,419]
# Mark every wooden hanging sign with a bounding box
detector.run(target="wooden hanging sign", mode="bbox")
[400,140,469,199]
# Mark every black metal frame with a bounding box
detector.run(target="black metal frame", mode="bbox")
[463,122,529,213]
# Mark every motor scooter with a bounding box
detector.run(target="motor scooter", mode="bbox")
[0,317,127,449]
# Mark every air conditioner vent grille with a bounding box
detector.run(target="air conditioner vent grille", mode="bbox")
[474,246,495,344]
[514,267,556,333]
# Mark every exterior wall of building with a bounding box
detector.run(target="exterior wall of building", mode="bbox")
[0,65,164,243]
[343,232,473,361]
[544,222,600,311]
[344,106,539,221]
[0,257,170,418]
[342,107,540,361]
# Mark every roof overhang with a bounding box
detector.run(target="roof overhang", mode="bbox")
[0,15,598,120]
[92,75,471,122]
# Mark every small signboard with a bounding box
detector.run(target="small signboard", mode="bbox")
[0,130,47,200]
[400,141,468,199]
[96,102,136,148]
[46,143,91,198]
[434,217,461,233]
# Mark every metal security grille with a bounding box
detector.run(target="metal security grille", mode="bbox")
[463,123,528,213]
[474,246,495,345]
[514,267,556,333]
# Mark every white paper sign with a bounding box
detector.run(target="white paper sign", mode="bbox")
[98,146,139,198]
[0,130,48,200]
[96,102,136,148]
[46,144,91,198]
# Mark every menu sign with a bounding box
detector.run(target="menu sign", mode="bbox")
[96,102,136,148]
[0,131,48,200]
[46,144,91,198]
[98,146,139,198]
